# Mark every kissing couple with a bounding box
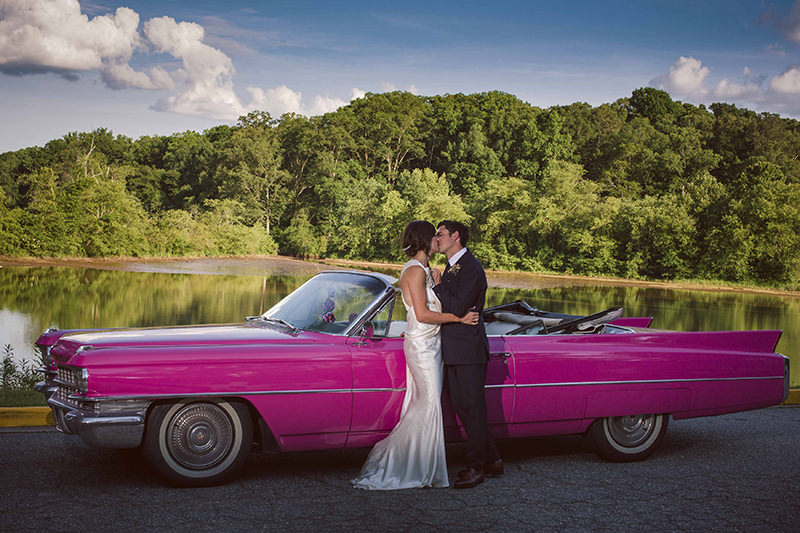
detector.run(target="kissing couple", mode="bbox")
[352,220,503,490]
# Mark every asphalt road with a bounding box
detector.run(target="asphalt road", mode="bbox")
[2,406,799,532]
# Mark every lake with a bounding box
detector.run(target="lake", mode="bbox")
[1,257,797,387]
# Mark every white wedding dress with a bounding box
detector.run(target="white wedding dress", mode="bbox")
[351,259,449,490]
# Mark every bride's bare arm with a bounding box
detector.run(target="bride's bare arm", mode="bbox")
[401,266,479,325]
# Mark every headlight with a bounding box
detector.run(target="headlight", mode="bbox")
[37,344,52,367]
[74,367,89,393]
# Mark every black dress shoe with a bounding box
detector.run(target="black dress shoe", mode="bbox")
[453,467,484,489]
[459,460,504,479]
[484,459,504,478]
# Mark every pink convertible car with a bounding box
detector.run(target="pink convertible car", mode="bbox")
[35,270,789,486]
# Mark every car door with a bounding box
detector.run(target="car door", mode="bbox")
[442,335,516,439]
[504,334,590,425]
[347,334,407,448]
[246,340,353,452]
[487,335,515,432]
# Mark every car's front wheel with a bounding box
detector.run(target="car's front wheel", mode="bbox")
[143,398,252,486]
[589,413,668,462]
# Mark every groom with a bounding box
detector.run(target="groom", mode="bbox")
[432,220,502,489]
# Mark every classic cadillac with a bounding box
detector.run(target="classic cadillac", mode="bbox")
[35,270,790,486]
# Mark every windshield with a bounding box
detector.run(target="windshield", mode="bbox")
[264,272,389,334]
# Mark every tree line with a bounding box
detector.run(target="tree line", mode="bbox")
[1,88,799,288]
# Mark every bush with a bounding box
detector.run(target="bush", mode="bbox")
[0,345,47,406]
[1,345,41,390]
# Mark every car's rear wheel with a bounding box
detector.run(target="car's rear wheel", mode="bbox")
[143,398,252,486]
[589,413,668,462]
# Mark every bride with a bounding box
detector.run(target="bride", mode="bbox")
[352,220,479,490]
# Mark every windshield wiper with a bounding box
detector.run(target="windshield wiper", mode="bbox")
[247,315,298,334]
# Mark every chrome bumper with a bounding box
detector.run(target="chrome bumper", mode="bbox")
[783,355,791,404]
[43,394,148,449]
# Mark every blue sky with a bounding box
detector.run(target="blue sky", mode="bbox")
[1,0,799,153]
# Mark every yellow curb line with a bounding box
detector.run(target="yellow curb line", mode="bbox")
[1,389,799,427]
[0,407,54,427]
[786,388,800,405]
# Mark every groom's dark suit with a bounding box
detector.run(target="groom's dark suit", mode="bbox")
[433,249,500,471]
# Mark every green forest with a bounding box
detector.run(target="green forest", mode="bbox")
[1,88,799,288]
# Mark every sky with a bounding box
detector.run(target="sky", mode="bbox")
[1,0,800,153]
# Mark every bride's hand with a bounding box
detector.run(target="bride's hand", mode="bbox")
[430,268,442,284]
[460,311,480,325]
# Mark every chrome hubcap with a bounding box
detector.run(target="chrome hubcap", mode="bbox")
[166,403,233,470]
[187,423,215,452]
[607,414,655,447]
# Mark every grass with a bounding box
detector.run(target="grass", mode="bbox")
[0,389,46,407]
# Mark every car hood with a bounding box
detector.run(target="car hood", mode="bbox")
[47,322,316,362]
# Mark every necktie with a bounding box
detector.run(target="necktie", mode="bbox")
[444,262,451,275]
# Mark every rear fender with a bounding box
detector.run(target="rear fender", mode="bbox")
[585,388,690,418]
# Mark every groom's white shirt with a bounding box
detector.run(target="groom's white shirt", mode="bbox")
[448,247,467,267]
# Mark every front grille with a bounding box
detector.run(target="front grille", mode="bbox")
[54,365,80,406]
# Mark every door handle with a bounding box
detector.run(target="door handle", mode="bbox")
[490,352,512,365]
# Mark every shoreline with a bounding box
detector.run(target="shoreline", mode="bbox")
[1,254,798,298]
[318,258,800,298]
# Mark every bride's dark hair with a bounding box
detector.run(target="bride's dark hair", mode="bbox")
[401,220,435,257]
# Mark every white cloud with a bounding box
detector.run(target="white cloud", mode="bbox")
[308,94,349,115]
[0,0,168,89]
[0,1,385,122]
[380,81,397,92]
[246,85,303,116]
[649,54,800,117]
[244,86,368,118]
[714,79,762,100]
[148,66,175,90]
[770,67,800,95]
[102,61,174,90]
[144,16,244,119]
[650,56,710,97]
[714,67,765,100]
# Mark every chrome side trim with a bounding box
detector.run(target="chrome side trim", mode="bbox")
[516,375,784,388]
[66,374,784,404]
[235,387,353,395]
[77,387,408,402]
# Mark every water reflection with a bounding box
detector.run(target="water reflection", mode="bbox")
[0,266,310,364]
[1,264,797,387]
